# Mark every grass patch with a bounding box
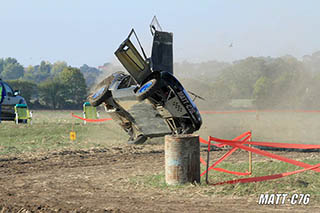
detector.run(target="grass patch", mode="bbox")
[0,110,127,155]
[131,159,320,200]
[203,159,320,197]
[1,110,320,155]
[131,173,167,189]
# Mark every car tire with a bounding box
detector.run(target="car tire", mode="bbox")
[88,77,113,107]
[136,79,159,101]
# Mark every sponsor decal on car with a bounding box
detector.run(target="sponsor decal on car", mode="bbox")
[177,90,196,115]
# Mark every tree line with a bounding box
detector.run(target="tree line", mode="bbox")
[1,51,320,110]
[175,51,320,110]
[0,58,104,109]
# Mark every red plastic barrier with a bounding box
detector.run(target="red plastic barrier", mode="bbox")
[200,135,251,177]
[243,141,320,149]
[199,131,251,148]
[199,137,211,146]
[202,135,320,149]
[200,156,207,165]
[212,167,251,176]
[209,136,320,172]
[200,132,320,185]
[212,163,320,186]
[200,132,252,177]
[71,113,112,122]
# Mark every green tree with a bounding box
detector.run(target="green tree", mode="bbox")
[23,65,36,82]
[212,56,311,109]
[0,58,24,80]
[209,78,232,109]
[253,76,272,109]
[0,58,4,75]
[37,61,52,82]
[264,57,307,109]
[51,61,68,77]
[80,64,102,88]
[6,80,38,106]
[24,61,52,83]
[39,78,66,109]
[217,57,266,99]
[59,67,87,108]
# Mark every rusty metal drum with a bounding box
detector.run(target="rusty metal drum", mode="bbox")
[165,134,200,185]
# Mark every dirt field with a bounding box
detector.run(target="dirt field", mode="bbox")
[0,144,318,213]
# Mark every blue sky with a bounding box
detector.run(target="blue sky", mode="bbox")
[1,0,320,67]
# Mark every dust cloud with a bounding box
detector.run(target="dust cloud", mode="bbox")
[93,49,320,145]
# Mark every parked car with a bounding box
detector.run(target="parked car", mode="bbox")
[88,17,202,144]
[0,79,27,121]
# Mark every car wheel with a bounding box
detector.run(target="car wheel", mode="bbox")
[136,79,159,101]
[88,77,113,107]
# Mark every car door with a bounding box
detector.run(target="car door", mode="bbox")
[2,82,20,114]
[114,29,151,85]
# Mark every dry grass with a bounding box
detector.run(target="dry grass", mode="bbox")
[0,110,127,155]
[1,110,320,155]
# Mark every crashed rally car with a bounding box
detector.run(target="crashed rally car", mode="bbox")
[88,17,202,144]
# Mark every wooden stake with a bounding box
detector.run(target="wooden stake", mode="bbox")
[249,131,252,174]
[205,138,211,184]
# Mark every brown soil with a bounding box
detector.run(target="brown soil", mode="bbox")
[0,145,318,213]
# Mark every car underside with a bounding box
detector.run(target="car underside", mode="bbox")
[88,17,202,144]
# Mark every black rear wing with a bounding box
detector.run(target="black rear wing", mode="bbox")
[150,16,173,74]
[151,31,173,74]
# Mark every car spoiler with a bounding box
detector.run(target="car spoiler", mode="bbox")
[151,30,173,75]
[150,16,173,75]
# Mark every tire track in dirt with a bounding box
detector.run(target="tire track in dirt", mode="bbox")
[0,145,318,212]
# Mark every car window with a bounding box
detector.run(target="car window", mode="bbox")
[115,35,151,84]
[123,43,145,71]
[3,82,13,96]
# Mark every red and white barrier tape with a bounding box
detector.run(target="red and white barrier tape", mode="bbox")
[212,163,320,186]
[210,138,320,172]
[71,113,112,122]
[200,132,252,177]
[199,132,320,185]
